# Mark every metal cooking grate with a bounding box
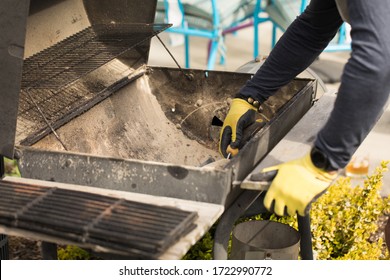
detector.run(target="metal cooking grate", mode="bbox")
[17,23,169,146]
[0,180,197,259]
[22,24,168,90]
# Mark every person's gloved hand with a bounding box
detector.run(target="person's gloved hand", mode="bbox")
[219,98,259,158]
[262,153,338,216]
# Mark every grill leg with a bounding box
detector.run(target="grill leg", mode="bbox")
[0,155,4,177]
[297,215,314,260]
[41,242,58,260]
[0,156,10,260]
[0,234,9,260]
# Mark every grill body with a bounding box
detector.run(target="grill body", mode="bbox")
[0,0,318,259]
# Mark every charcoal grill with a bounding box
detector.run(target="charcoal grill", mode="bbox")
[0,0,325,260]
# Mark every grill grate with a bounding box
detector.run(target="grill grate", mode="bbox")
[17,23,169,146]
[0,180,197,259]
[22,24,168,90]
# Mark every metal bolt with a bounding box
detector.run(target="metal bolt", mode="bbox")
[13,148,22,160]
[64,159,73,168]
[185,73,194,81]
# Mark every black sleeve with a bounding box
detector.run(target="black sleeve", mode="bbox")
[239,0,390,169]
[239,0,343,102]
[315,0,390,169]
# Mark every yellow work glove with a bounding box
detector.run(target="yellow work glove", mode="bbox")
[219,98,258,158]
[262,153,338,217]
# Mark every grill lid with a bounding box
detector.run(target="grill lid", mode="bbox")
[0,0,30,158]
[16,23,170,147]
[0,0,170,158]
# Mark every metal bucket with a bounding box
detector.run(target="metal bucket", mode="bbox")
[230,220,300,260]
[0,234,9,260]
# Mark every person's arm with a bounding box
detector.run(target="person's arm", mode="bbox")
[260,0,390,217]
[220,0,343,157]
[239,0,343,103]
[315,0,390,169]
[221,0,390,217]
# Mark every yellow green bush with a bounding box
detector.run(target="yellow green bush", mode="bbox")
[3,158,20,177]
[57,245,92,260]
[310,161,390,260]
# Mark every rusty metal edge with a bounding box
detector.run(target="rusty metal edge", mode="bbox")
[16,147,232,205]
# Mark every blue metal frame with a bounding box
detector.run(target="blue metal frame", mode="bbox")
[161,0,221,69]
[269,0,351,52]
[253,0,273,58]
[161,0,270,69]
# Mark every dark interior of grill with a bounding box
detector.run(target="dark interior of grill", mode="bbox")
[22,65,308,167]
[16,23,307,167]
[15,9,309,168]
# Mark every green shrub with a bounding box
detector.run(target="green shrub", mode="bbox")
[310,161,390,260]
[57,245,92,260]
[3,158,21,177]
[184,161,390,260]
[182,223,218,260]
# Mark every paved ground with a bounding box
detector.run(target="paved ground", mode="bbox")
[148,22,390,197]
